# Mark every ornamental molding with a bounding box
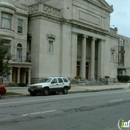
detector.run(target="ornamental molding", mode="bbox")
[43,4,61,17]
[28,3,61,17]
[47,34,56,40]
[110,47,115,52]
[28,4,39,13]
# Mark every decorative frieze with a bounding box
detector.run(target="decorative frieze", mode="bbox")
[43,4,61,17]
[28,4,39,13]
[29,3,61,17]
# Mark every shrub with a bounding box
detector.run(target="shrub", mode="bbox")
[17,83,27,87]
[74,75,82,79]
[123,75,130,82]
[117,75,122,82]
[117,75,130,83]
[105,76,110,78]
[6,83,18,87]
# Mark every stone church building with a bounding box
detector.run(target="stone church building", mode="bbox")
[0,0,130,84]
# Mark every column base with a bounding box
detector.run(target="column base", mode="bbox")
[89,78,95,81]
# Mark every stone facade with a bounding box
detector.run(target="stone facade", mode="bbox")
[0,0,130,84]
[0,0,31,84]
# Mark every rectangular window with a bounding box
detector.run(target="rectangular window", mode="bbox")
[1,12,12,29]
[17,19,23,33]
[3,40,11,58]
[48,40,53,54]
[4,40,11,52]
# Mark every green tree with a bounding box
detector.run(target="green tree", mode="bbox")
[0,37,11,82]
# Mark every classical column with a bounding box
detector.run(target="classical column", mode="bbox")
[98,40,105,76]
[71,33,78,78]
[90,37,96,80]
[17,67,20,83]
[10,68,12,82]
[23,69,26,83]
[80,35,87,78]
[28,68,31,85]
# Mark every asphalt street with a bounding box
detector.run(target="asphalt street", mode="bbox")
[0,89,130,130]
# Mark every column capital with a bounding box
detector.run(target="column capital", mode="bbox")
[83,35,88,38]
[92,37,97,41]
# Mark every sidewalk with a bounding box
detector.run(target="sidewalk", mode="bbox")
[6,83,130,96]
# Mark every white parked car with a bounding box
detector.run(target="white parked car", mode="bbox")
[28,77,71,96]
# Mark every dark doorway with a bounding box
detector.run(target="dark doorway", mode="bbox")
[76,62,89,79]
[77,62,80,76]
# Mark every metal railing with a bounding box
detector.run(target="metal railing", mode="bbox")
[11,55,31,63]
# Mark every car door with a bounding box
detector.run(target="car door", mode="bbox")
[57,78,64,91]
[50,78,58,92]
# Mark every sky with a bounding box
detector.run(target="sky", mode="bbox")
[105,0,130,38]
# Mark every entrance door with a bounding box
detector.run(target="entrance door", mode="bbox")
[76,62,89,79]
[86,67,88,79]
[77,66,80,76]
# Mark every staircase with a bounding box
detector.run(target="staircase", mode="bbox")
[71,75,110,86]
[85,75,108,86]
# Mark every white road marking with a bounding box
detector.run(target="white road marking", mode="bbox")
[109,99,123,103]
[22,110,56,117]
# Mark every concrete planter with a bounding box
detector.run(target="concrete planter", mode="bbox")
[105,78,113,85]
[75,79,86,86]
[76,78,81,82]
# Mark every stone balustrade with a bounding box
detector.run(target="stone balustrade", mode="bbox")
[28,3,61,17]
[110,28,118,36]
[28,4,39,13]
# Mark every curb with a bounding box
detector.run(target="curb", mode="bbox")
[69,87,124,94]
[4,87,125,98]
[6,87,28,90]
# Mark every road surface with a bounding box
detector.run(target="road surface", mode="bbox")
[0,89,130,130]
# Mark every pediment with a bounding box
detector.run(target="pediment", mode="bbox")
[86,0,113,13]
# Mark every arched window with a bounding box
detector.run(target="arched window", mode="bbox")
[17,43,22,62]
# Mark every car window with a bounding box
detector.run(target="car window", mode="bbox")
[58,78,63,83]
[39,78,52,83]
[63,78,69,82]
[51,78,57,83]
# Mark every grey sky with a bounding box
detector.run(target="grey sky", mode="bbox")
[105,0,130,38]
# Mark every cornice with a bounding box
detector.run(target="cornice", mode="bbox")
[29,11,117,38]
[71,19,109,35]
[29,12,61,22]
[87,0,113,13]
[16,12,28,17]
[0,2,17,12]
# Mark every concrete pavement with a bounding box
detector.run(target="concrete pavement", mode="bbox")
[5,83,129,96]
[1,87,130,130]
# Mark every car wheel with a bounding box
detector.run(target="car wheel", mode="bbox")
[0,92,2,99]
[30,92,36,96]
[62,87,68,94]
[43,88,50,96]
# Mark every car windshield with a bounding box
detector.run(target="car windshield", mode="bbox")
[39,78,52,83]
